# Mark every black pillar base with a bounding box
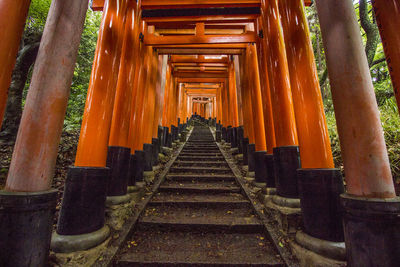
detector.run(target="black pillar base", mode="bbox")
[157,126,163,150]
[57,167,109,235]
[231,127,238,148]
[222,127,227,141]
[152,138,160,165]
[298,168,344,242]
[273,146,301,198]
[254,151,267,183]
[127,154,136,186]
[227,126,233,143]
[0,190,57,266]
[264,154,276,188]
[106,146,131,196]
[216,130,222,142]
[167,132,172,147]
[247,143,256,172]
[242,137,249,165]
[143,143,154,171]
[237,126,244,154]
[134,150,145,182]
[341,194,400,267]
[162,126,169,147]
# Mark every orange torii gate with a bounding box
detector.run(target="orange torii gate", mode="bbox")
[0,0,399,266]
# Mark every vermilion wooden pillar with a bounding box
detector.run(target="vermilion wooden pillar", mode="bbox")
[261,0,300,199]
[316,0,399,265]
[228,61,239,127]
[152,54,164,139]
[279,0,345,246]
[0,0,31,129]
[372,0,400,115]
[1,0,90,263]
[74,0,127,167]
[256,17,276,155]
[161,62,172,127]
[233,56,244,126]
[109,2,136,148]
[131,21,150,152]
[106,1,137,199]
[279,0,334,169]
[239,54,255,144]
[246,44,267,152]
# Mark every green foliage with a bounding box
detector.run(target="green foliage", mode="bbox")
[64,9,102,131]
[20,1,102,131]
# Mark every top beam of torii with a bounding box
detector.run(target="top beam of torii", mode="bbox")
[92,0,312,11]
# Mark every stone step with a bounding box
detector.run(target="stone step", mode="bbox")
[117,231,284,266]
[173,161,229,168]
[158,184,241,194]
[177,156,225,161]
[169,166,231,174]
[166,174,236,182]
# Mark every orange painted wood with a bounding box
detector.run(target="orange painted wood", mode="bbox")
[372,0,400,116]
[141,0,260,9]
[0,0,31,129]
[145,15,258,25]
[171,55,229,63]
[128,1,145,152]
[144,32,257,46]
[131,22,151,152]
[5,0,88,192]
[75,0,128,167]
[246,44,266,151]
[173,72,229,78]
[152,54,164,138]
[261,0,298,148]
[279,0,334,168]
[239,54,255,143]
[109,2,137,148]
[157,48,243,55]
[142,46,158,144]
[256,18,276,153]
[91,0,105,11]
[162,63,172,127]
[228,61,239,127]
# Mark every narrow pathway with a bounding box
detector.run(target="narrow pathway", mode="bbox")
[116,126,284,266]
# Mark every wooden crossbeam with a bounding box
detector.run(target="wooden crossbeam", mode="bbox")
[173,71,229,78]
[141,0,260,9]
[158,48,243,55]
[170,55,229,63]
[145,32,256,46]
[177,78,225,83]
[144,15,258,25]
[92,0,313,11]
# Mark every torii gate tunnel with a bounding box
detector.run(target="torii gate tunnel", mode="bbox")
[0,0,399,266]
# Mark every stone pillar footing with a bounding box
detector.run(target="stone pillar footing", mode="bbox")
[273,195,301,209]
[51,225,110,253]
[106,194,132,207]
[295,231,346,261]
[0,190,58,266]
[341,194,400,267]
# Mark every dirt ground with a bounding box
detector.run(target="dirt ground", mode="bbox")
[0,130,80,227]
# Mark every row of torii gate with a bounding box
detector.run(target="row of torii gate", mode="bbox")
[0,0,399,266]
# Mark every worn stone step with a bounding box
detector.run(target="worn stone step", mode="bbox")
[165,174,236,182]
[117,231,284,266]
[169,166,231,174]
[181,149,221,153]
[150,192,250,208]
[179,152,223,157]
[177,156,225,161]
[139,205,261,232]
[158,184,241,194]
[174,161,229,168]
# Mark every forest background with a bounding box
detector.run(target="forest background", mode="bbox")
[0,0,399,192]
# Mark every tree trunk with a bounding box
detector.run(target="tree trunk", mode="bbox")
[359,0,380,67]
[0,41,40,142]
